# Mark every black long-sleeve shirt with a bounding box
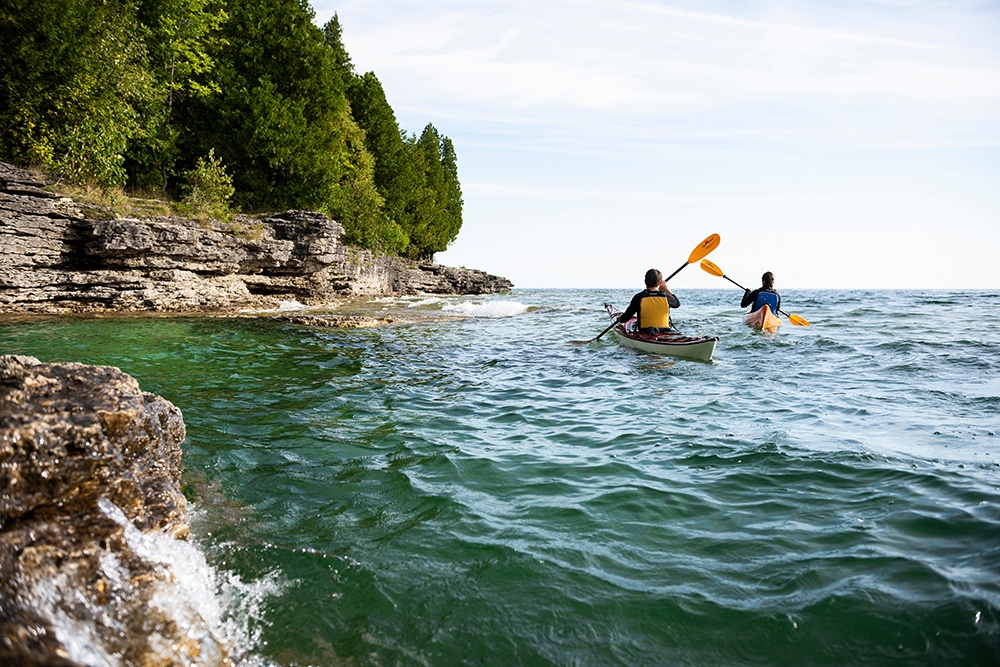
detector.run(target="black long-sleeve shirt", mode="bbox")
[620,289,680,324]
[741,288,780,312]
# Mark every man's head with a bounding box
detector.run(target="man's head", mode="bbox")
[762,272,775,289]
[645,268,663,288]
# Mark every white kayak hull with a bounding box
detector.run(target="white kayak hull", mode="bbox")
[604,304,718,362]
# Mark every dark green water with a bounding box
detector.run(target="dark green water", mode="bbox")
[3,289,999,666]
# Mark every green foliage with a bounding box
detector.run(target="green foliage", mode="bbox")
[346,72,415,227]
[1,2,464,259]
[180,0,346,212]
[346,74,464,258]
[399,124,464,259]
[127,0,229,191]
[326,106,408,255]
[322,14,354,84]
[0,0,152,187]
[181,148,234,222]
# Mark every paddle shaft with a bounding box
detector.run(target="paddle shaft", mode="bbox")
[663,262,690,284]
[590,320,618,343]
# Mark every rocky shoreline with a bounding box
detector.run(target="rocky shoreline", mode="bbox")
[0,161,512,316]
[0,161,515,663]
[0,355,225,665]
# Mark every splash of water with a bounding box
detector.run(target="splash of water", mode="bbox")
[22,499,283,667]
[441,300,529,318]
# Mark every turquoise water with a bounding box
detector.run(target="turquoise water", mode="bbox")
[2,289,999,665]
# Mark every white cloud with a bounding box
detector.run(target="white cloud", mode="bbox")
[312,0,1000,288]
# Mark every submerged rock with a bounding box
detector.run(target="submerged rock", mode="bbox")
[0,355,230,666]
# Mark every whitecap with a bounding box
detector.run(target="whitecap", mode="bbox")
[441,300,529,318]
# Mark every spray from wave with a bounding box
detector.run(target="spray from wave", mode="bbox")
[21,499,283,667]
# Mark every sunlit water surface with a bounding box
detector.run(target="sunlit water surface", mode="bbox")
[2,289,999,666]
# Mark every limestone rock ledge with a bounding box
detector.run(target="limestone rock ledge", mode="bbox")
[0,161,513,314]
[0,355,228,666]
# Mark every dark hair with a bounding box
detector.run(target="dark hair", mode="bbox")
[762,272,774,288]
[645,268,662,288]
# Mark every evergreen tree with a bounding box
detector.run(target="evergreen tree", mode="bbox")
[439,135,464,248]
[346,71,416,228]
[322,14,353,83]
[404,124,463,259]
[328,104,407,254]
[179,0,347,211]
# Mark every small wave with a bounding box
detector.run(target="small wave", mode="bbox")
[442,300,529,318]
[407,297,444,308]
[241,299,310,314]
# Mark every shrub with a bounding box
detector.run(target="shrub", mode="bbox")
[181,149,235,222]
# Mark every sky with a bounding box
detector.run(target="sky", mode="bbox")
[311,0,1000,289]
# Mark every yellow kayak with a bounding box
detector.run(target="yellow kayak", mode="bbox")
[743,304,781,334]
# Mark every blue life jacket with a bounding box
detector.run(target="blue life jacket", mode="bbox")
[753,290,779,313]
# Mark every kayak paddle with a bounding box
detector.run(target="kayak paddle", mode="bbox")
[664,233,721,282]
[699,259,810,326]
[572,233,722,344]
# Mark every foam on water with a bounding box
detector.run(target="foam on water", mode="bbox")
[240,300,311,314]
[440,299,529,317]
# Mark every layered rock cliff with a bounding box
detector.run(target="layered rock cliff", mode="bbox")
[0,355,229,666]
[0,161,512,314]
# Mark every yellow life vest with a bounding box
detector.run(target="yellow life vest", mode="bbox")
[638,295,670,329]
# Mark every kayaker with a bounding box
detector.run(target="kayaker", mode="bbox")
[618,268,680,334]
[741,272,781,314]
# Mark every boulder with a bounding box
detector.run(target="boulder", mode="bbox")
[0,355,230,666]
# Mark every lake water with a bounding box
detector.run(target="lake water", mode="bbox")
[2,288,999,666]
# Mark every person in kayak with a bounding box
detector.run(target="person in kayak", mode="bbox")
[741,272,781,314]
[618,268,680,334]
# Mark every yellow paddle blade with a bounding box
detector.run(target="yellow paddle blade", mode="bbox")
[700,259,725,277]
[788,313,810,326]
[687,233,721,264]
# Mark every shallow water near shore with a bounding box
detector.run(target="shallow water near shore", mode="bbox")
[3,288,999,666]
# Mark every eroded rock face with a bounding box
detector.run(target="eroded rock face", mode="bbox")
[0,355,230,666]
[0,161,513,314]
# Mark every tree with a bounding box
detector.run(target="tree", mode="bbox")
[322,14,353,84]
[127,0,228,191]
[439,135,464,248]
[404,124,463,259]
[327,104,407,254]
[0,0,151,187]
[346,71,416,228]
[179,0,347,211]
